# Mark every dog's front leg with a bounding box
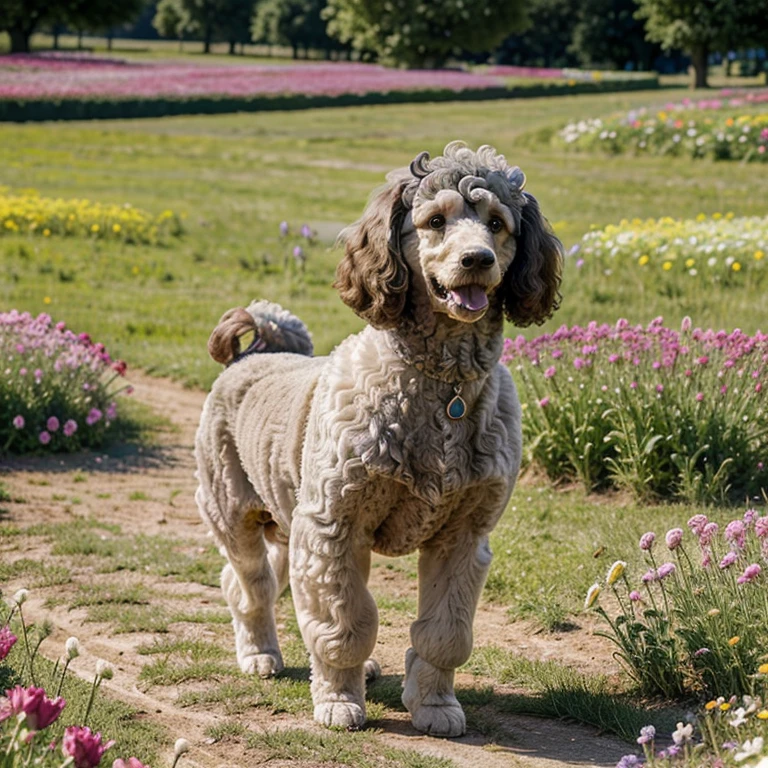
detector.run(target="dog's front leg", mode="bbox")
[402,529,494,738]
[290,510,378,730]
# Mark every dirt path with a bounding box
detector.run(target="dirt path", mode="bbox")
[1,372,629,768]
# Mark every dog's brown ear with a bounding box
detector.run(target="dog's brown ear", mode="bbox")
[501,192,563,327]
[334,177,410,329]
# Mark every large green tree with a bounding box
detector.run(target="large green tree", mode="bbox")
[153,0,255,52]
[635,0,768,87]
[252,0,337,58]
[323,0,530,68]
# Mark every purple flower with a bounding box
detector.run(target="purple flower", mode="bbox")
[756,517,768,538]
[616,755,641,768]
[573,357,586,369]
[86,408,102,426]
[0,625,17,661]
[719,551,738,569]
[639,532,655,551]
[62,726,115,768]
[700,522,719,546]
[637,725,656,744]
[39,430,51,445]
[279,221,289,236]
[641,569,657,583]
[744,508,759,527]
[538,397,550,407]
[12,415,25,429]
[737,564,761,584]
[629,590,642,602]
[687,514,708,535]
[46,416,60,432]
[300,223,313,239]
[576,258,585,268]
[293,245,305,261]
[725,520,746,549]
[544,366,556,378]
[63,420,78,437]
[0,685,66,731]
[665,528,683,550]
[657,562,676,580]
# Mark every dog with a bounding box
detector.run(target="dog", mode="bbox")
[195,141,563,737]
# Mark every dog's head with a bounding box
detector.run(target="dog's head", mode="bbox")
[335,141,563,329]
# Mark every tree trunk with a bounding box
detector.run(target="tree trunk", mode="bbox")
[228,40,236,55]
[77,29,84,49]
[107,31,114,51]
[203,24,213,53]
[291,43,298,59]
[9,26,31,53]
[690,45,709,88]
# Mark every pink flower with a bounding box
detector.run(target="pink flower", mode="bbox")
[63,420,78,437]
[86,408,103,426]
[657,562,676,579]
[695,392,704,402]
[744,508,758,527]
[725,519,746,549]
[639,532,655,550]
[544,366,556,378]
[12,415,25,429]
[0,625,17,661]
[62,726,115,768]
[655,384,664,393]
[641,569,657,583]
[755,517,768,538]
[719,551,738,569]
[112,759,149,768]
[573,357,586,369]
[687,514,708,536]
[46,416,60,432]
[106,403,117,421]
[629,590,642,602]
[737,564,761,584]
[697,356,709,365]
[112,360,127,376]
[0,686,66,731]
[665,528,683,550]
[538,397,550,407]
[39,431,51,445]
[700,522,719,547]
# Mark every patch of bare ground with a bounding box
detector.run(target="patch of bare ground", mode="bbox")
[1,371,628,768]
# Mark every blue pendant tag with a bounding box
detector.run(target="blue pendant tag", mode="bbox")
[447,393,467,420]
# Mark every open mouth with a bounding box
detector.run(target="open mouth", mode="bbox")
[429,277,489,313]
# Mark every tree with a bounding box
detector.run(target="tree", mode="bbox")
[218,0,255,53]
[0,0,78,53]
[324,0,530,68]
[252,0,335,58]
[635,0,768,87]
[67,0,146,50]
[153,0,195,48]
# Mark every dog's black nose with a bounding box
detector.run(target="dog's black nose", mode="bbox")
[460,249,496,270]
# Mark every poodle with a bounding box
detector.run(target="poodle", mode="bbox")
[195,141,563,737]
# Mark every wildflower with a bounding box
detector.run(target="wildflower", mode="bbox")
[729,707,749,727]
[39,430,51,445]
[12,589,29,606]
[0,685,66,731]
[755,517,768,538]
[12,414,24,429]
[62,726,115,768]
[64,420,78,437]
[737,564,761,584]
[46,416,60,432]
[636,725,655,745]
[665,528,683,550]
[687,514,708,535]
[720,551,739,569]
[657,562,675,579]
[708,608,720,617]
[86,408,103,426]
[174,739,190,758]
[543,365,556,378]
[639,532,655,550]
[672,722,694,745]
[725,520,746,549]
[641,569,657,583]
[694,648,711,657]
[616,756,641,768]
[279,221,289,236]
[705,700,718,710]
[300,224,313,239]
[606,560,626,585]
[96,659,114,680]
[735,736,764,762]
[729,636,740,646]
[629,590,642,602]
[584,583,601,609]
[538,397,550,407]
[65,637,81,660]
[758,710,768,719]
[0,625,17,661]
[759,663,768,675]
[701,522,719,546]
[112,760,149,768]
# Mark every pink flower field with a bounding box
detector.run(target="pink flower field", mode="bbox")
[0,53,506,100]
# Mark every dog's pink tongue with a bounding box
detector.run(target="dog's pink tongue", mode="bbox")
[450,285,488,311]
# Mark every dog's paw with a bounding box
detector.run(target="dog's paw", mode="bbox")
[314,701,366,730]
[239,651,283,678]
[364,658,381,683]
[410,702,466,738]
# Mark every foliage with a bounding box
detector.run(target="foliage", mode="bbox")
[0,311,131,455]
[323,0,530,68]
[153,0,196,44]
[634,0,768,87]
[559,107,768,162]
[251,0,337,58]
[587,511,768,700]
[503,317,768,503]
[0,190,183,245]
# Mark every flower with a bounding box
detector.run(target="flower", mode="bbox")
[629,590,642,602]
[173,739,190,758]
[639,532,655,550]
[672,722,694,745]
[657,562,676,579]
[665,528,683,550]
[62,726,115,768]
[729,636,740,646]
[641,569,657,583]
[737,564,761,584]
[0,625,17,661]
[759,663,768,675]
[636,725,656,744]
[729,707,749,727]
[12,589,29,606]
[279,221,289,236]
[538,397,550,407]
[616,755,641,768]
[584,583,601,609]
[113,759,149,768]
[735,736,764,762]
[725,519,746,549]
[0,685,66,731]
[46,416,60,432]
[96,659,114,679]
[543,365,556,378]
[687,514,708,535]
[606,560,626,585]
[720,551,739,569]
[65,637,81,660]
[12,415,24,429]
[86,408,103,426]
[64,420,78,437]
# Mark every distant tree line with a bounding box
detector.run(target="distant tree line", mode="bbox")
[2,0,766,87]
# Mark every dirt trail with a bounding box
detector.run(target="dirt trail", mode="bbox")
[1,372,629,768]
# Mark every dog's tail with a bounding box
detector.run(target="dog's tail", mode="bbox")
[208,299,314,365]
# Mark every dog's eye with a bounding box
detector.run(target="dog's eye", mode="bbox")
[428,214,446,230]
[488,217,505,234]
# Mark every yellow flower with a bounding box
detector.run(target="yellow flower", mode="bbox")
[732,262,742,272]
[663,261,673,271]
[726,212,735,220]
[638,255,650,266]
[720,702,731,711]
[726,118,734,127]
[112,223,121,233]
[584,583,601,609]
[728,636,740,646]
[704,700,718,711]
[43,296,51,305]
[43,228,51,237]
[91,224,100,233]
[759,663,768,674]
[758,711,768,720]
[131,265,140,275]
[696,213,707,222]
[713,212,722,220]
[606,561,626,585]
[755,250,765,261]
[685,258,695,268]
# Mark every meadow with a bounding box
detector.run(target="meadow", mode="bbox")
[3,79,768,768]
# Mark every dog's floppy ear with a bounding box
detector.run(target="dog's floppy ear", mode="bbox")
[334,176,410,330]
[501,192,563,327]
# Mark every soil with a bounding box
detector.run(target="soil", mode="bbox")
[0,372,630,768]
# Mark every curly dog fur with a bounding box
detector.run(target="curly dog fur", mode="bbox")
[195,141,563,737]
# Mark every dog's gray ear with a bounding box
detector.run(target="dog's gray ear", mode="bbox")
[501,192,563,327]
[334,177,410,329]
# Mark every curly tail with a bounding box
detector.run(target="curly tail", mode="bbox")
[207,299,314,365]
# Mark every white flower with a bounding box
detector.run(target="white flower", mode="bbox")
[584,583,601,609]
[12,589,29,606]
[174,739,191,757]
[729,707,749,727]
[96,659,114,680]
[672,722,694,745]
[735,736,764,762]
[65,637,81,660]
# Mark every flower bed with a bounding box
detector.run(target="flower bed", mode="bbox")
[503,318,768,503]
[1,311,130,454]
[487,65,657,85]
[0,190,182,244]
[572,214,768,285]
[559,89,768,161]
